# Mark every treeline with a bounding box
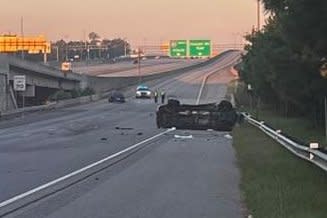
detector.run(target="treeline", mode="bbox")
[49,32,131,62]
[240,0,327,124]
[10,32,131,63]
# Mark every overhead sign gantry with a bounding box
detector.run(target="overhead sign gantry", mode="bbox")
[0,35,51,62]
[169,39,212,58]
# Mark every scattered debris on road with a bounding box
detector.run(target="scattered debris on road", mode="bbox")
[115,127,134,130]
[224,134,233,139]
[174,134,193,139]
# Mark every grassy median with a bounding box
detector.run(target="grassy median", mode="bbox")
[233,123,327,218]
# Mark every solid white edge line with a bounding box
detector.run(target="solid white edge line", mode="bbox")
[0,128,176,209]
[196,76,208,105]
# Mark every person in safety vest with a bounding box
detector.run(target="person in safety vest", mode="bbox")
[154,89,158,103]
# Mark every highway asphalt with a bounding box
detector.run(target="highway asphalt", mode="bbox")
[0,51,243,218]
[73,59,203,77]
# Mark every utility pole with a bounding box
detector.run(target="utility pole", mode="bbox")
[5,73,9,111]
[84,30,89,61]
[257,0,261,31]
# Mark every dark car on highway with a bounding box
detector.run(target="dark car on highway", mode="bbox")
[108,91,125,103]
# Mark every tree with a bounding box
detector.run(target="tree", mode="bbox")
[241,0,327,123]
[107,38,130,58]
[88,32,100,42]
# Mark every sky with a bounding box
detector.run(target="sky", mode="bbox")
[0,0,265,45]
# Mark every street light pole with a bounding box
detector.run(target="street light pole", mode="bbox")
[138,47,141,84]
[65,44,68,61]
[20,16,25,60]
[87,45,90,62]
[123,37,127,57]
[43,45,47,64]
[125,42,127,57]
[55,46,59,62]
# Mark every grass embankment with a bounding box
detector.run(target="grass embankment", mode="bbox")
[227,80,326,148]
[228,80,327,218]
[234,124,327,218]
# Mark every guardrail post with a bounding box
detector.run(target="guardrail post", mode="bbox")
[275,129,282,140]
[309,143,319,160]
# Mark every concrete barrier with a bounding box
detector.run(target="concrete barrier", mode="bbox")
[0,94,104,120]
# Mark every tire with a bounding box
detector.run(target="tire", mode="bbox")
[217,100,233,112]
[167,99,180,107]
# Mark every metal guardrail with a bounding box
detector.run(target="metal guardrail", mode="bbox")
[243,113,327,172]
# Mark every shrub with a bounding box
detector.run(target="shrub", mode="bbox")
[49,90,72,101]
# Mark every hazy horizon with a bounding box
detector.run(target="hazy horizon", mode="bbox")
[0,0,265,45]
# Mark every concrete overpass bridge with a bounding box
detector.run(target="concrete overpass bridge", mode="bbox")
[0,54,85,112]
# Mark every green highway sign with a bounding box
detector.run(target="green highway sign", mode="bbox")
[189,40,211,57]
[169,40,187,57]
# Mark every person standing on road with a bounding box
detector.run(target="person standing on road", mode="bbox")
[161,90,166,104]
[154,90,158,103]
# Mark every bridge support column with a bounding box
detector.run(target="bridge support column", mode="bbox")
[0,54,17,112]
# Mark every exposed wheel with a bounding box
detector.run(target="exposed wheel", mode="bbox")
[217,100,233,112]
[167,99,180,107]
